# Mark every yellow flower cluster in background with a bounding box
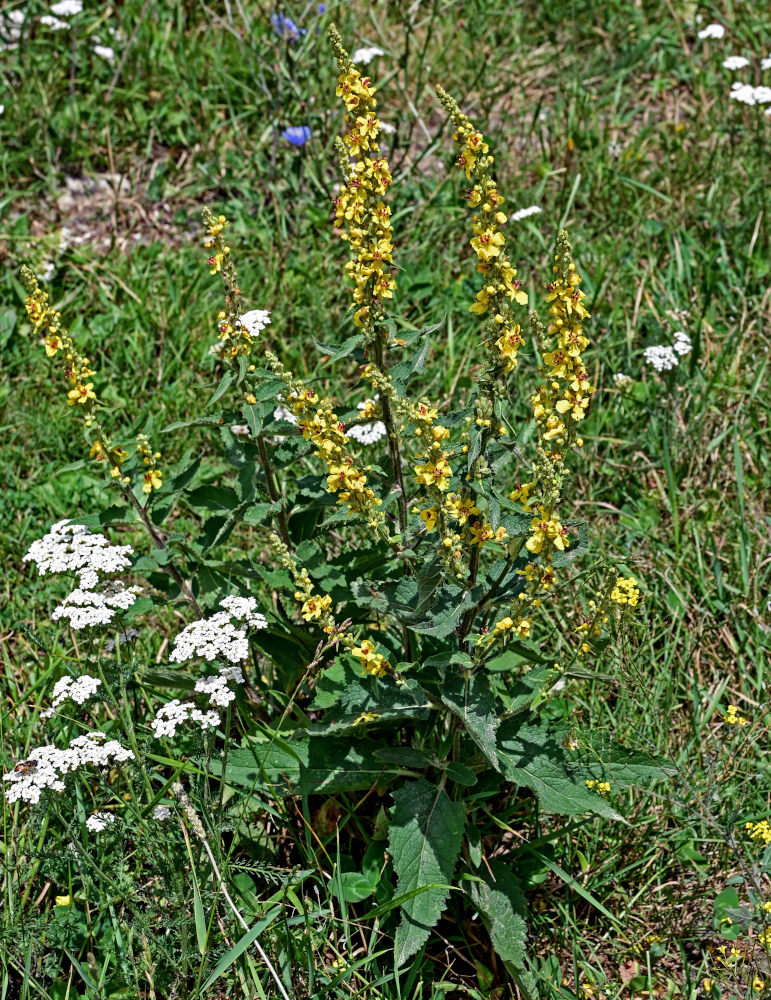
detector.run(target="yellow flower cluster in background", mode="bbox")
[586,779,611,796]
[746,820,771,845]
[137,433,163,495]
[724,704,749,726]
[21,266,98,427]
[201,208,252,361]
[329,26,396,333]
[610,576,641,607]
[436,86,528,375]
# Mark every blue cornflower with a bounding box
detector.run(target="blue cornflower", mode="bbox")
[270,12,306,41]
[282,125,311,146]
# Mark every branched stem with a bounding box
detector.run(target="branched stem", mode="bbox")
[255,433,292,547]
[123,486,204,618]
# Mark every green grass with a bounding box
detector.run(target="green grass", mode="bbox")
[2,0,771,996]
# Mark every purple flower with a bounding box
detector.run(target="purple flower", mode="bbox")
[282,125,311,146]
[270,12,305,41]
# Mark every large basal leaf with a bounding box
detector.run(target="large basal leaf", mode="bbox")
[214,732,401,796]
[497,719,673,821]
[389,779,465,966]
[441,674,500,770]
[467,861,534,996]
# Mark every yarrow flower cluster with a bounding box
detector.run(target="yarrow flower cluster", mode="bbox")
[351,45,385,64]
[194,664,246,708]
[3,732,135,804]
[510,205,542,222]
[643,330,691,372]
[729,82,771,107]
[50,583,142,630]
[41,674,102,719]
[697,23,725,40]
[85,812,115,832]
[150,700,221,739]
[613,372,634,389]
[347,398,387,444]
[24,520,133,589]
[239,309,271,338]
[153,805,172,821]
[169,595,268,664]
[25,520,141,630]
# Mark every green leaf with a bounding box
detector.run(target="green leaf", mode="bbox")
[185,485,239,512]
[217,732,401,795]
[410,587,474,638]
[313,333,362,364]
[497,719,673,820]
[389,779,465,967]
[207,372,233,407]
[441,674,500,770]
[467,861,533,996]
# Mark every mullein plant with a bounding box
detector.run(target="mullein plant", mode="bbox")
[11,25,667,995]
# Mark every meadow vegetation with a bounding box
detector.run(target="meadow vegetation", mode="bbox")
[1,1,770,998]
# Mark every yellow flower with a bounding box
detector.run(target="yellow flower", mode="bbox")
[610,576,640,607]
[352,639,389,678]
[414,456,452,492]
[143,469,162,494]
[67,382,96,406]
[55,895,72,907]
[470,229,505,261]
[555,390,590,421]
[353,712,381,726]
[420,508,438,532]
[723,704,749,726]
[300,595,332,621]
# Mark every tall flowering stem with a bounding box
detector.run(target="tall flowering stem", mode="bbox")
[435,89,529,587]
[328,24,413,535]
[19,265,166,493]
[436,86,529,385]
[488,233,596,651]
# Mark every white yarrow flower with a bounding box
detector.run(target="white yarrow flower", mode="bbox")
[150,700,220,738]
[351,45,385,64]
[643,345,679,372]
[42,675,102,719]
[24,520,133,590]
[672,330,692,356]
[51,0,83,13]
[40,14,70,29]
[86,812,115,832]
[612,373,634,388]
[697,23,725,40]
[510,205,542,222]
[722,56,750,70]
[153,805,172,821]
[170,596,267,664]
[761,56,771,72]
[238,309,271,338]
[50,584,142,630]
[3,732,134,805]
[93,44,115,60]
